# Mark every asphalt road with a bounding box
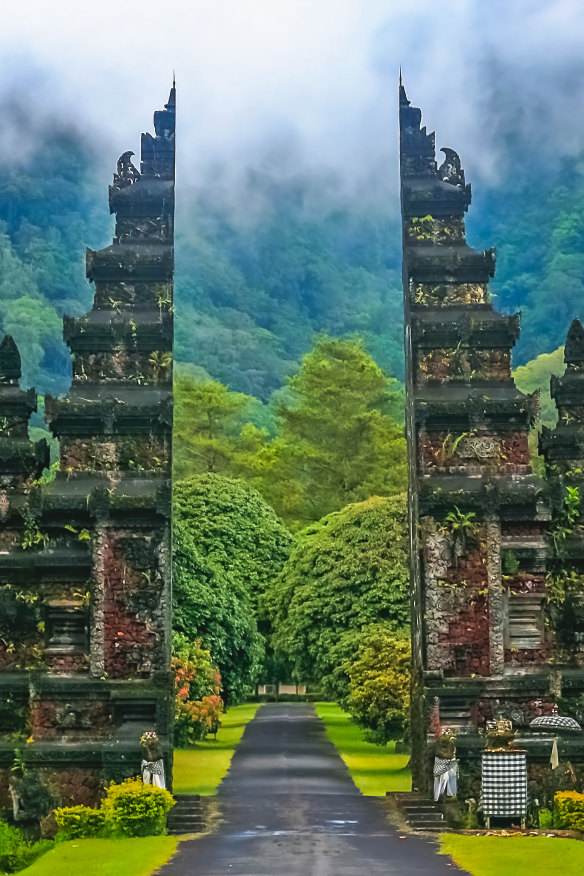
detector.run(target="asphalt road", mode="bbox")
[160,703,466,875]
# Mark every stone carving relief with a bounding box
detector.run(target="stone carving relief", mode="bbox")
[438,147,465,187]
[457,435,498,460]
[113,151,141,188]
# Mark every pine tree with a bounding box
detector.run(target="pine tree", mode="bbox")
[263,335,406,528]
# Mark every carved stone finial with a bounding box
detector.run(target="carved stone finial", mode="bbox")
[166,82,176,110]
[399,78,410,107]
[0,334,21,381]
[564,318,584,363]
[438,147,465,186]
[113,150,141,189]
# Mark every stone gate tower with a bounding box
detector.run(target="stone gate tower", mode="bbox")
[0,85,175,808]
[398,83,584,797]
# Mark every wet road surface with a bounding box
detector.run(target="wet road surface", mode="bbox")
[160,703,465,875]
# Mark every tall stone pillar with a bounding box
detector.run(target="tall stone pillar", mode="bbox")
[399,82,553,796]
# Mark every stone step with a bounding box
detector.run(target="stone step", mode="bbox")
[170,803,203,815]
[391,792,450,832]
[167,819,206,833]
[410,822,451,832]
[167,792,206,834]
[168,815,206,825]
[407,811,445,823]
[402,805,442,813]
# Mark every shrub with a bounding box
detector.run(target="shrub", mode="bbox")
[554,790,584,831]
[172,637,224,746]
[344,627,410,744]
[538,808,553,829]
[0,821,52,873]
[9,772,54,821]
[102,778,175,837]
[175,694,224,747]
[54,804,106,839]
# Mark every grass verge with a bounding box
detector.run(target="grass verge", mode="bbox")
[440,834,584,876]
[17,836,178,876]
[314,701,410,795]
[174,702,260,795]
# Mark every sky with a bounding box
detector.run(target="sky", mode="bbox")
[1,1,584,192]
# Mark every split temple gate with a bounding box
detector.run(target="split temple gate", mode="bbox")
[0,85,175,807]
[400,82,584,798]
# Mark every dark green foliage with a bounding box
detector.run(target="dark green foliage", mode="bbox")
[172,519,262,704]
[0,103,106,396]
[175,187,404,400]
[9,768,54,822]
[268,494,410,699]
[471,164,584,366]
[4,109,584,401]
[173,475,294,699]
[174,474,293,611]
[0,821,52,873]
[0,694,27,736]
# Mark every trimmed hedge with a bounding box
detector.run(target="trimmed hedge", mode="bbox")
[103,778,175,837]
[54,805,106,839]
[554,791,584,831]
[54,779,175,841]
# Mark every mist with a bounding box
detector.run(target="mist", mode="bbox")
[0,0,583,203]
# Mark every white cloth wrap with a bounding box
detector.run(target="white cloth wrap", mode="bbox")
[433,757,458,801]
[141,758,166,789]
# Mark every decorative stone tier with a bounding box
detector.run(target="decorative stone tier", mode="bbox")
[0,85,176,805]
[399,82,556,796]
[62,311,172,353]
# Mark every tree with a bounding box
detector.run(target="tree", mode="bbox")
[172,518,262,704]
[267,494,410,699]
[174,474,292,608]
[173,375,256,479]
[513,345,565,476]
[258,335,407,529]
[173,372,278,482]
[513,345,565,428]
[344,627,410,745]
[173,474,294,695]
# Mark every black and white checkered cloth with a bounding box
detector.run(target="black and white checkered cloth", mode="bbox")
[141,758,165,776]
[481,752,527,817]
[530,715,582,732]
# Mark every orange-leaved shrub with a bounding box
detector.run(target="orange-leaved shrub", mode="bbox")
[172,633,223,746]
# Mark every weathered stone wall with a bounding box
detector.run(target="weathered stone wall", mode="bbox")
[0,85,176,804]
[399,83,577,794]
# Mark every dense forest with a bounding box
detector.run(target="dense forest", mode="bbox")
[3,104,584,405]
[2,98,584,738]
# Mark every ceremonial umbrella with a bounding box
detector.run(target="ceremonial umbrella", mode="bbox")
[529,715,582,732]
[529,713,582,770]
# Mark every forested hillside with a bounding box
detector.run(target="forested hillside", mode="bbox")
[2,114,584,402]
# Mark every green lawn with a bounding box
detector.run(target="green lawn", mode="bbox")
[17,837,178,876]
[314,701,411,795]
[173,702,260,795]
[440,834,584,876]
